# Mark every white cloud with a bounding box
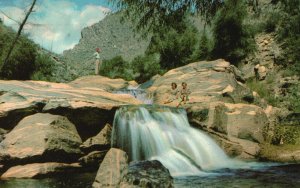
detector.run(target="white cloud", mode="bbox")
[0,0,110,54]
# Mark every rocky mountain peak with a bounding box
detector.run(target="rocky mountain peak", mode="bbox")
[62,12,150,77]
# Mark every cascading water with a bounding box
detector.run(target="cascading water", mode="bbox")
[113,88,153,104]
[112,105,236,176]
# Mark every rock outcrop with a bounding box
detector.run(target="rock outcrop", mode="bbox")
[92,148,128,188]
[92,148,174,188]
[62,12,150,77]
[0,76,139,178]
[0,76,140,140]
[241,33,281,79]
[148,59,253,105]
[148,59,268,159]
[0,113,82,165]
[120,160,174,188]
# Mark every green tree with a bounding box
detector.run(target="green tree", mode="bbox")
[212,0,255,65]
[100,56,133,80]
[31,53,55,81]
[0,39,37,80]
[276,0,300,74]
[111,0,223,32]
[1,0,37,71]
[192,31,212,61]
[131,54,162,83]
[146,21,198,69]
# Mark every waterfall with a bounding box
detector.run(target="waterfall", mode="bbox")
[112,105,235,176]
[113,89,153,104]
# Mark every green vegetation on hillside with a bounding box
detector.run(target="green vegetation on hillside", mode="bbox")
[212,0,256,65]
[276,0,300,75]
[104,0,255,82]
[0,23,55,81]
[100,54,162,83]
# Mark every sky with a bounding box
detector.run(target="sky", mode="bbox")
[0,0,113,54]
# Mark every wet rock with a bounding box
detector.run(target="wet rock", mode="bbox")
[1,162,81,179]
[120,160,174,188]
[80,124,112,153]
[92,148,128,188]
[0,113,82,165]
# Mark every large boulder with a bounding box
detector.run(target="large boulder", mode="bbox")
[0,113,82,165]
[1,162,81,179]
[209,103,268,143]
[92,148,128,188]
[120,160,174,188]
[188,102,268,159]
[148,59,253,106]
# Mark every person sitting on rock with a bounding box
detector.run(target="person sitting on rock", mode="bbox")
[177,82,191,107]
[164,82,179,104]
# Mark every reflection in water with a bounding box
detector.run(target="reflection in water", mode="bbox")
[174,164,300,188]
[0,172,96,188]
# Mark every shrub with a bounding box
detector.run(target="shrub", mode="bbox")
[100,56,133,80]
[131,54,163,83]
[284,84,300,112]
[192,31,212,61]
[276,0,300,75]
[246,78,279,106]
[31,53,55,81]
[146,21,198,69]
[263,10,281,33]
[212,0,256,65]
[272,125,300,145]
[0,39,37,80]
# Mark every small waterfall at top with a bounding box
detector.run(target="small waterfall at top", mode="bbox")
[112,105,235,176]
[113,85,153,104]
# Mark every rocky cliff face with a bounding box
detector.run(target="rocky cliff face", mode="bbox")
[62,12,151,77]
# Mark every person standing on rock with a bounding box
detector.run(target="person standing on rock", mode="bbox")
[93,48,101,75]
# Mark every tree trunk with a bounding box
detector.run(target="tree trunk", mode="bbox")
[1,0,37,70]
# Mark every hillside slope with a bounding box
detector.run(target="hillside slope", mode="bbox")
[62,12,151,77]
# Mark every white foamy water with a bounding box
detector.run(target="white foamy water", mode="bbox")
[112,106,244,176]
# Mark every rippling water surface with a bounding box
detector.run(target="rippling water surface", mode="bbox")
[175,164,300,188]
[0,164,299,187]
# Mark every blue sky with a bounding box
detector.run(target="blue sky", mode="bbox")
[0,0,113,54]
